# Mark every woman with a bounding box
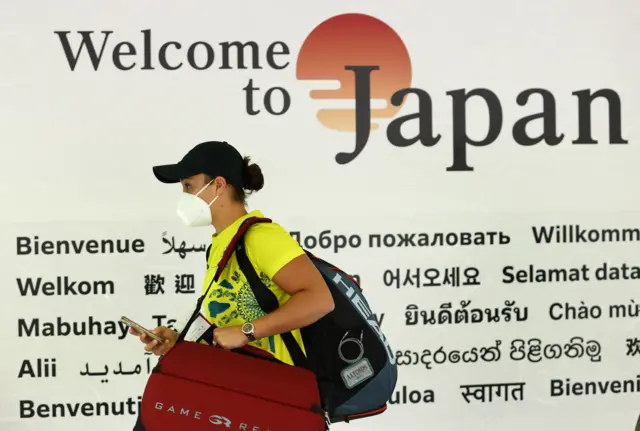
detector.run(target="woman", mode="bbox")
[130,140,335,365]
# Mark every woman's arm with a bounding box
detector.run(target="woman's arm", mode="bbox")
[251,253,334,339]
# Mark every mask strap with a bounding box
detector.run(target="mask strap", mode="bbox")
[195,179,214,197]
[195,179,219,207]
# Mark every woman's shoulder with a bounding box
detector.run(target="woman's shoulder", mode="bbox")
[245,219,297,244]
[244,219,304,279]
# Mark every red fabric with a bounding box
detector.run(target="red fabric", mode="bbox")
[140,342,325,431]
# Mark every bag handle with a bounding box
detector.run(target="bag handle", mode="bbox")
[174,216,271,345]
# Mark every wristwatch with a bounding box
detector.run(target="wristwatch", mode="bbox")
[241,322,256,341]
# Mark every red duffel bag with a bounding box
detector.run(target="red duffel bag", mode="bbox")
[133,340,327,431]
[132,220,328,431]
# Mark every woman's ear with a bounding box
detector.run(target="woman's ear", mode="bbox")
[213,177,228,194]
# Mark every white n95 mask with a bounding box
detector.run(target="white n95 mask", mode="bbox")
[176,180,218,227]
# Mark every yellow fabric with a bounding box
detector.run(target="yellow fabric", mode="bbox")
[201,210,306,365]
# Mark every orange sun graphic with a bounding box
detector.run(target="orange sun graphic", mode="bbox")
[296,13,412,132]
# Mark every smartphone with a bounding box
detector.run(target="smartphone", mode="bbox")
[120,316,164,343]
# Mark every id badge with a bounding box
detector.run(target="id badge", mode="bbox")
[183,314,211,342]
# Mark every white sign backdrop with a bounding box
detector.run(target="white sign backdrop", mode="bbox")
[1,1,639,430]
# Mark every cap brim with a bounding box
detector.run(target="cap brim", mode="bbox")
[152,164,184,184]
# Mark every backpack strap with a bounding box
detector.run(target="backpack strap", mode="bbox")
[234,236,309,369]
[225,219,309,369]
[176,216,269,344]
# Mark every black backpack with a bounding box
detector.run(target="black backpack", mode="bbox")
[205,216,397,425]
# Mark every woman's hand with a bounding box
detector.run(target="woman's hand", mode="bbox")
[129,326,178,356]
[213,325,249,350]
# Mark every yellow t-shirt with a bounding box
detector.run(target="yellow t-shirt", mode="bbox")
[200,210,306,365]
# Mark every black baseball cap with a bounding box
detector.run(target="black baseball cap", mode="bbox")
[152,141,244,189]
